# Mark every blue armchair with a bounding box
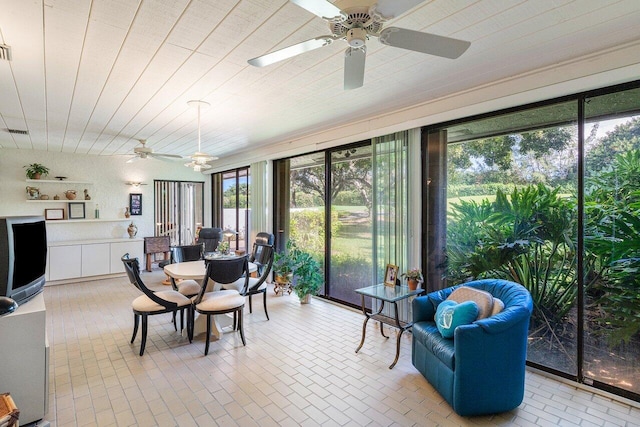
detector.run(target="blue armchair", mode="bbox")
[412,279,533,416]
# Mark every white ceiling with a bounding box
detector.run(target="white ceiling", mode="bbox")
[1,0,639,165]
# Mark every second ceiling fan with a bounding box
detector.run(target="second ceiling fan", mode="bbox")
[248,0,471,90]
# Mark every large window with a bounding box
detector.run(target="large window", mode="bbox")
[274,135,409,308]
[212,167,250,253]
[425,82,640,400]
[154,180,204,245]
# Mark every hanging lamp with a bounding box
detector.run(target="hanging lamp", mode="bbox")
[185,100,217,171]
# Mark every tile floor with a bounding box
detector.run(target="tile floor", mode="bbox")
[42,270,640,427]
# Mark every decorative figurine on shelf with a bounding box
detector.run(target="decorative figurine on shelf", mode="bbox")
[26,186,40,199]
[127,222,138,239]
[64,190,77,200]
[84,189,91,200]
[53,195,60,200]
[124,207,130,218]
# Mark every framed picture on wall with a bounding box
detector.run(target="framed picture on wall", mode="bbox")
[129,193,142,215]
[45,208,65,220]
[68,203,85,220]
[384,264,399,287]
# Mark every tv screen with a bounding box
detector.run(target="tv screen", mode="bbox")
[0,216,47,305]
[12,221,47,289]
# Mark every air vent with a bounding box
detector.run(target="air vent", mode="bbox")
[0,44,12,61]
[3,128,29,135]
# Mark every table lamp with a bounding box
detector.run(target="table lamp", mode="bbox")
[222,228,237,254]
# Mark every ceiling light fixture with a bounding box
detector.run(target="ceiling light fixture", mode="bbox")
[185,100,217,172]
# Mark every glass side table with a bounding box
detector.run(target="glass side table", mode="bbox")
[355,284,424,369]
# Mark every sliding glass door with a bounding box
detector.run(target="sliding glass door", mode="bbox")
[426,82,640,399]
[154,180,204,245]
[329,146,373,306]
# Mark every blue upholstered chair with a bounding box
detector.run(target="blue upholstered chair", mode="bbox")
[412,279,533,416]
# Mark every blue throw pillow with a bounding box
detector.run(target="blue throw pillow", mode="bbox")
[435,300,479,338]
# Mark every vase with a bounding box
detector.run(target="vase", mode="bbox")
[127,222,137,239]
[300,294,311,304]
[124,207,130,218]
[408,279,419,290]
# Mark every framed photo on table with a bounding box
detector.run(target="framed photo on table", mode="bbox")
[129,193,142,215]
[384,264,399,286]
[68,202,85,219]
[45,208,65,220]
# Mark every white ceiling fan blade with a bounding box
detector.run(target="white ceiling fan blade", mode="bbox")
[290,0,345,20]
[372,0,427,20]
[378,27,470,59]
[248,36,334,67]
[126,156,141,164]
[151,154,181,164]
[344,46,366,90]
[152,153,182,159]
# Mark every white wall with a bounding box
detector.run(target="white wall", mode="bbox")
[210,42,640,172]
[0,148,210,243]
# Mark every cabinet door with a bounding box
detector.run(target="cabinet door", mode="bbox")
[81,243,111,277]
[110,241,144,273]
[49,245,81,280]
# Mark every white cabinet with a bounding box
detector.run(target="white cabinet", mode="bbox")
[49,244,82,280]
[0,293,48,425]
[110,240,144,273]
[82,243,111,277]
[46,239,143,282]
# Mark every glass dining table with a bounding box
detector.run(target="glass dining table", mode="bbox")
[163,255,257,340]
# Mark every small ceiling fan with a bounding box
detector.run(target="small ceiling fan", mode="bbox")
[248,0,471,90]
[126,139,182,163]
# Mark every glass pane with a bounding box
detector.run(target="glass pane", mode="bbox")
[444,102,579,375]
[329,146,373,306]
[289,153,326,294]
[221,168,250,252]
[584,87,640,395]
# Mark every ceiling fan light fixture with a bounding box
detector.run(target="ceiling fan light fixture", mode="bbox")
[185,100,216,172]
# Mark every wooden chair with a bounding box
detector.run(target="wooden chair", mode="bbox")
[222,243,274,320]
[121,254,192,355]
[192,256,249,355]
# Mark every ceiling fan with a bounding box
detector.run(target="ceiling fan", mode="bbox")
[248,0,471,90]
[126,139,182,163]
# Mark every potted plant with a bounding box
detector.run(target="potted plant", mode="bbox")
[290,244,323,304]
[24,163,50,180]
[401,268,423,290]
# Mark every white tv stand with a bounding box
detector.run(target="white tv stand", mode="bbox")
[0,293,49,425]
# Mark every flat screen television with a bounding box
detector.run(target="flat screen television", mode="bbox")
[0,216,47,305]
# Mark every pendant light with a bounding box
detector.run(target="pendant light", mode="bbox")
[185,100,217,171]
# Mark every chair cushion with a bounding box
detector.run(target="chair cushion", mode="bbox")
[447,286,494,319]
[222,277,266,293]
[491,297,505,316]
[435,300,479,339]
[195,290,245,312]
[177,279,200,296]
[132,290,191,312]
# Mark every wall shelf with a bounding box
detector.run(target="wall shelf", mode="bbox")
[26,199,91,203]
[26,179,92,184]
[46,218,131,224]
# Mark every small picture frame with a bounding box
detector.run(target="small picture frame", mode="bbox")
[129,193,142,216]
[68,202,85,219]
[45,208,65,220]
[384,264,399,287]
